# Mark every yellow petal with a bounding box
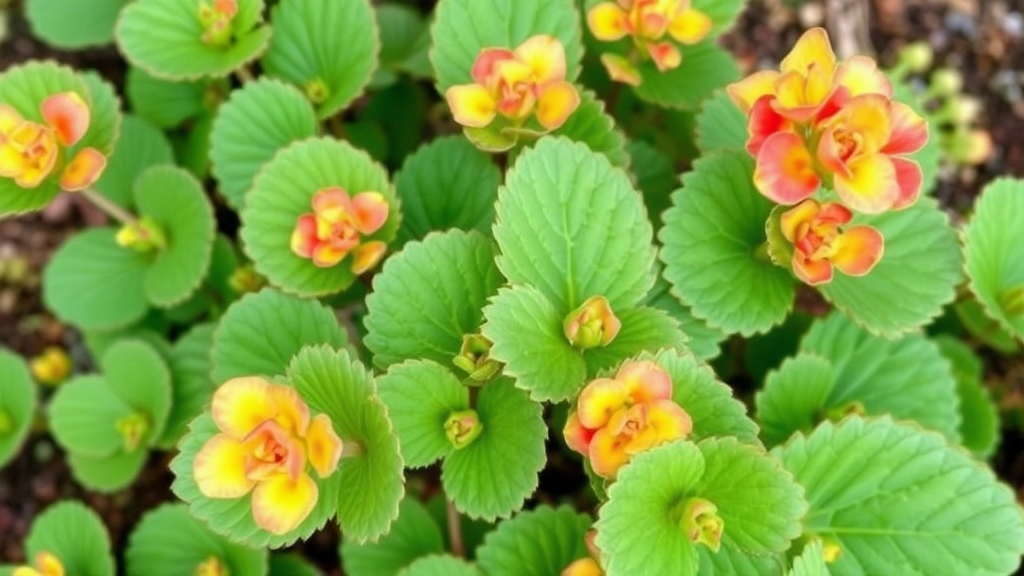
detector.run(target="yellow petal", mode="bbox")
[588,3,630,41]
[306,413,344,478]
[840,93,892,154]
[562,558,604,576]
[60,147,107,191]
[514,35,567,85]
[726,70,780,114]
[211,376,277,438]
[668,8,712,44]
[445,84,497,128]
[780,27,836,77]
[0,104,23,135]
[616,359,672,403]
[351,240,387,274]
[266,383,310,435]
[251,472,318,535]
[833,153,899,214]
[578,378,628,429]
[588,428,630,479]
[600,53,642,86]
[193,433,256,498]
[536,81,580,130]
[834,55,893,98]
[0,142,28,177]
[779,199,821,243]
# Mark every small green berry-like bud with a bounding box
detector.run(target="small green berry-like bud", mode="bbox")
[116,412,151,451]
[931,69,964,96]
[444,410,483,449]
[897,42,933,73]
[453,333,502,382]
[678,497,724,552]
[115,216,167,253]
[564,295,621,350]
[305,78,331,104]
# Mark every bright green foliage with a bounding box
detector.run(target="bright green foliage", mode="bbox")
[476,505,592,576]
[756,354,836,447]
[269,554,322,576]
[126,67,220,129]
[398,555,481,576]
[553,90,630,168]
[893,80,942,195]
[373,3,432,88]
[0,350,37,469]
[125,503,268,576]
[635,41,740,109]
[955,297,1021,354]
[787,541,831,576]
[158,323,216,449]
[95,114,174,209]
[774,416,1024,576]
[342,497,445,576]
[25,0,128,48]
[262,0,379,118]
[646,277,728,361]
[19,501,115,576]
[695,91,748,155]
[627,141,677,226]
[935,335,1000,459]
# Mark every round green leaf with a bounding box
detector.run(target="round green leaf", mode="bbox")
[25,501,115,576]
[394,137,500,245]
[126,67,218,129]
[635,41,740,109]
[755,354,835,447]
[210,288,349,384]
[126,503,268,576]
[553,90,630,169]
[26,0,128,48]
[134,165,216,307]
[43,228,151,331]
[935,335,1000,459]
[442,378,546,520]
[287,345,405,544]
[819,199,961,337]
[376,360,469,468]
[49,375,133,457]
[773,416,1024,576]
[116,0,271,81]
[476,505,593,576]
[102,339,174,446]
[209,78,319,210]
[660,152,795,336]
[95,114,174,209]
[341,496,445,576]
[955,297,1021,354]
[430,0,583,91]
[695,91,747,155]
[159,323,216,449]
[174,110,215,178]
[698,547,785,576]
[0,350,37,469]
[241,137,399,297]
[261,0,379,118]
[270,554,322,576]
[398,555,481,576]
[495,137,656,311]
[964,178,1024,341]
[365,230,502,369]
[66,449,148,493]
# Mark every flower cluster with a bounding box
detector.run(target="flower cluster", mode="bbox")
[13,552,63,576]
[564,360,692,479]
[0,92,106,191]
[193,376,344,535]
[198,0,238,47]
[446,35,580,137]
[587,0,712,86]
[779,199,883,285]
[290,187,389,273]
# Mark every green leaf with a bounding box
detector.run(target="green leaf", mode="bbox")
[365,230,501,369]
[635,41,741,109]
[553,90,630,169]
[49,375,133,457]
[101,339,174,446]
[819,200,961,337]
[134,165,217,308]
[241,137,399,297]
[583,306,690,376]
[95,115,175,210]
[394,137,500,244]
[0,349,37,469]
[431,0,583,91]
[117,0,271,80]
[773,416,1024,576]
[158,323,216,449]
[476,505,592,576]
[935,335,1000,459]
[341,496,445,576]
[26,0,128,48]
[125,67,216,129]
[660,152,794,336]
[269,554,322,576]
[261,0,379,118]
[43,228,150,331]
[627,140,677,227]
[398,555,481,576]
[482,285,587,403]
[210,288,349,384]
[755,354,835,447]
[66,449,148,493]
[964,178,1024,341]
[125,503,268,576]
[787,541,831,576]
[646,277,728,361]
[287,346,405,544]
[697,547,785,576]
[442,378,546,520]
[692,0,748,36]
[174,111,215,178]
[954,297,1021,354]
[495,137,656,311]
[209,78,319,210]
[374,3,432,85]
[596,439,806,576]
[376,360,469,468]
[25,501,115,576]
[695,91,747,155]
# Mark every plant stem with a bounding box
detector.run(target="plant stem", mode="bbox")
[235,65,255,84]
[79,188,137,225]
[446,498,466,557]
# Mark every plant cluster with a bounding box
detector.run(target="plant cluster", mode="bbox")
[0,0,1023,575]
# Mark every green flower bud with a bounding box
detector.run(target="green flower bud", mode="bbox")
[116,412,151,451]
[116,216,167,253]
[897,42,933,73]
[445,410,483,449]
[453,333,502,382]
[678,497,724,552]
[564,295,621,350]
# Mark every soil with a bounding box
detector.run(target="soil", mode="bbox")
[1,0,1023,573]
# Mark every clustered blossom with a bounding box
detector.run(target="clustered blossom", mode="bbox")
[290,187,389,273]
[587,0,712,86]
[446,35,580,135]
[13,552,64,576]
[564,360,692,479]
[193,376,344,535]
[198,0,238,47]
[0,92,106,191]
[780,199,883,285]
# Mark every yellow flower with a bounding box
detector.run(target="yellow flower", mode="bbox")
[13,552,64,576]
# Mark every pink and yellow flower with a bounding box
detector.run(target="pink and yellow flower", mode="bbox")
[193,376,344,535]
[778,199,883,285]
[13,552,64,576]
[0,92,106,191]
[587,0,713,85]
[727,28,928,213]
[564,360,692,479]
[290,187,389,273]
[198,0,238,46]
[446,35,580,133]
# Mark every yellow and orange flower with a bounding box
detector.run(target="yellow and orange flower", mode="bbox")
[564,360,692,479]
[587,0,713,85]
[778,199,883,285]
[290,186,389,272]
[446,35,580,133]
[198,0,238,46]
[562,530,605,576]
[192,376,344,535]
[0,92,106,191]
[727,28,928,214]
[13,552,64,576]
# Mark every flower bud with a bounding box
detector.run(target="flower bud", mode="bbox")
[564,296,621,350]
[678,497,724,552]
[195,556,231,576]
[115,216,167,253]
[930,69,963,96]
[29,346,72,386]
[304,78,331,104]
[228,263,267,294]
[825,401,866,422]
[116,412,151,451]
[453,333,502,382]
[822,538,843,563]
[948,128,993,165]
[999,285,1024,318]
[444,410,483,449]
[897,42,933,73]
[0,408,12,436]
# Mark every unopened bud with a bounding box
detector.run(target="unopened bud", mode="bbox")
[29,346,72,386]
[194,556,230,576]
[116,216,166,253]
[944,95,983,125]
[822,539,843,563]
[824,401,866,422]
[228,263,267,294]
[116,412,151,451]
[564,296,621,350]
[678,497,724,552]
[305,78,331,104]
[897,42,933,73]
[948,128,993,165]
[931,68,964,96]
[453,333,501,381]
[444,410,483,449]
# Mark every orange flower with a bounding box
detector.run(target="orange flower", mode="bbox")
[193,377,343,535]
[564,360,692,479]
[0,92,106,191]
[778,199,884,285]
[290,187,389,272]
[588,0,712,84]
[446,35,580,132]
[13,552,64,576]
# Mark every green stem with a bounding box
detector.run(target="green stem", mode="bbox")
[79,188,137,225]
[235,64,255,84]
[446,498,466,557]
